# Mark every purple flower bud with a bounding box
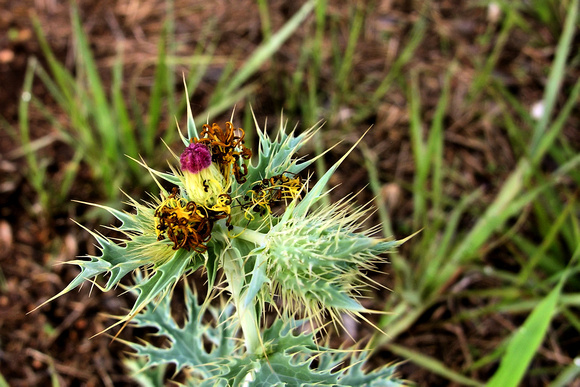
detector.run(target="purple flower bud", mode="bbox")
[180,143,212,174]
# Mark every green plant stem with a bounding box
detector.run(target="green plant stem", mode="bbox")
[221,248,261,355]
[231,226,267,246]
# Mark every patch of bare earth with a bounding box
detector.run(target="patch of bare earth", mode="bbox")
[1,0,578,385]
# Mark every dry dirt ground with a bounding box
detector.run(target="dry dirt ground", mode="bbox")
[1,0,578,386]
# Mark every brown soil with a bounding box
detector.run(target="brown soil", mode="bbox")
[1,0,578,386]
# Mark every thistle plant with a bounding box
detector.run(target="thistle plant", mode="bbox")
[42,90,409,386]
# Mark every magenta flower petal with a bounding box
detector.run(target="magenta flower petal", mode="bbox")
[180,143,212,173]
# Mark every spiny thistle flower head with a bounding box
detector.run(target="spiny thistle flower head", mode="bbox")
[39,88,407,333]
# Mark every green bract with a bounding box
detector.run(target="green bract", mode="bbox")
[42,91,408,385]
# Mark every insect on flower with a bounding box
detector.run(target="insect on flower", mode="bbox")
[242,172,305,218]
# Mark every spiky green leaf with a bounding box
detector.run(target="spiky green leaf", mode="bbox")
[127,284,237,380]
[234,114,321,197]
[331,352,403,387]
[128,289,404,386]
[221,319,337,386]
[128,248,198,318]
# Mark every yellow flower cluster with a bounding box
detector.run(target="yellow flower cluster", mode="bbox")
[154,121,306,253]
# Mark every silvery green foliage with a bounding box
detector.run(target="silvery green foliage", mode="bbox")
[44,96,407,385]
[126,285,236,383]
[127,281,403,387]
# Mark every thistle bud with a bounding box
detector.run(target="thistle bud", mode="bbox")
[179,143,229,212]
[258,200,397,324]
[180,143,212,173]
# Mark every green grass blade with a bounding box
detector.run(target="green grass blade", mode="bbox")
[375,300,429,346]
[529,0,578,157]
[361,144,393,238]
[177,54,213,116]
[487,280,563,387]
[33,61,94,147]
[467,330,510,372]
[162,0,177,146]
[285,0,326,115]
[286,40,311,112]
[313,0,327,70]
[29,97,76,145]
[30,61,70,110]
[70,6,120,198]
[111,49,139,162]
[427,64,453,218]
[19,59,41,181]
[533,76,580,166]
[0,114,17,141]
[336,4,364,95]
[31,15,76,102]
[195,85,257,124]
[145,25,168,155]
[421,190,482,296]
[221,0,315,97]
[511,234,567,281]
[432,156,567,295]
[408,70,427,227]
[56,149,83,203]
[470,9,515,97]
[18,59,51,212]
[371,10,426,104]
[518,197,575,283]
[210,59,237,106]
[256,0,272,41]
[491,80,536,133]
[561,307,580,333]
[549,358,580,387]
[497,100,529,157]
[387,343,484,386]
[442,160,528,274]
[0,372,8,387]
[70,5,116,159]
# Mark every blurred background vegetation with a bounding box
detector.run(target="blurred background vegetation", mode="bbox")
[0,0,579,385]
